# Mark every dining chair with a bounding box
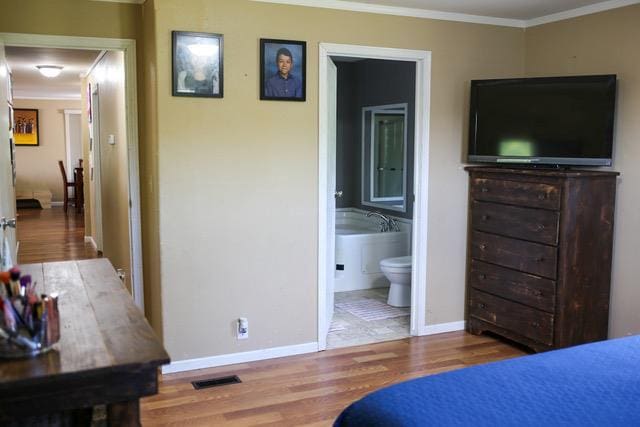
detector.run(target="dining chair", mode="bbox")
[58,160,76,213]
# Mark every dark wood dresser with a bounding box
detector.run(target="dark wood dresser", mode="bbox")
[465,167,618,352]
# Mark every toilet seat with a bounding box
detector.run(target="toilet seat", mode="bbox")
[380,256,412,269]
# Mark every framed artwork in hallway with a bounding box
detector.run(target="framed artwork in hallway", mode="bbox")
[172,31,224,98]
[260,38,306,101]
[13,109,39,146]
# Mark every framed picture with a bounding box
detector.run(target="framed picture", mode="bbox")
[172,31,224,98]
[260,38,306,101]
[13,109,39,146]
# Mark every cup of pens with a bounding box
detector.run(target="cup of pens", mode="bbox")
[0,267,60,358]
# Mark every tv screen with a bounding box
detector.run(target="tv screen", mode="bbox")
[468,75,617,166]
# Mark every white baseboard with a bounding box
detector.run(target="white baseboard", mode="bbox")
[424,320,466,335]
[51,201,64,207]
[84,236,97,250]
[162,341,318,374]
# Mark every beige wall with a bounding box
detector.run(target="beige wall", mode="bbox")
[86,51,132,291]
[0,0,140,40]
[150,0,525,361]
[14,99,81,202]
[525,4,640,337]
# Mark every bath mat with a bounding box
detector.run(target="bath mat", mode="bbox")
[335,298,409,322]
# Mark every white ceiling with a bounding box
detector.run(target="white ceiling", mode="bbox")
[253,0,640,27]
[5,46,102,100]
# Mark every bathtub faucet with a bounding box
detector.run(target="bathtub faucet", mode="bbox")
[366,211,400,232]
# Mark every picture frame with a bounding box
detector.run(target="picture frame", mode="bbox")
[172,31,224,98]
[13,109,39,146]
[260,38,306,102]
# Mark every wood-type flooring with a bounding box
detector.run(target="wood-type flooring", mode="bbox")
[16,207,98,264]
[141,331,527,426]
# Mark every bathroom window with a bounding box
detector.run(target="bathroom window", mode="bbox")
[362,103,408,212]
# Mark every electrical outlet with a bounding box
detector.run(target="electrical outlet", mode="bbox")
[237,318,248,340]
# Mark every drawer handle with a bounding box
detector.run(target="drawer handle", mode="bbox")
[481,187,489,193]
[538,193,548,200]
[533,290,543,297]
[536,224,545,231]
[535,257,545,263]
[478,274,487,280]
[479,244,487,250]
[531,322,540,328]
[479,303,487,309]
[481,214,490,221]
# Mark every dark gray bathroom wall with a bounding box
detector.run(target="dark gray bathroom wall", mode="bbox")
[335,58,416,219]
[335,61,358,209]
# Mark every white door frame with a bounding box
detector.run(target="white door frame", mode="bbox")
[63,109,82,184]
[0,33,145,310]
[318,43,431,350]
[90,85,104,253]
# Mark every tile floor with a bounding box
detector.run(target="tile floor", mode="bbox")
[327,288,410,349]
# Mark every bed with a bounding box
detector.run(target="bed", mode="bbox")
[335,335,640,426]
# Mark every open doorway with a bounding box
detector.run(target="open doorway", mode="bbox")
[0,33,144,309]
[318,44,432,350]
[6,46,102,264]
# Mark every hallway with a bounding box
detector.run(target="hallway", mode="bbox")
[16,206,98,264]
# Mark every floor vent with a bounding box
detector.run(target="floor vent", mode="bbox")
[192,375,242,390]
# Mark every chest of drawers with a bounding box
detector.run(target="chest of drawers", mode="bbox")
[465,167,618,352]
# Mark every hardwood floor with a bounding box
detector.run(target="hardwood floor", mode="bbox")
[141,331,527,426]
[16,207,98,264]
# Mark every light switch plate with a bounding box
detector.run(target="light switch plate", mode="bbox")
[108,134,115,145]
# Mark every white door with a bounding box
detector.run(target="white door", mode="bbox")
[0,41,17,267]
[90,85,103,251]
[324,57,338,345]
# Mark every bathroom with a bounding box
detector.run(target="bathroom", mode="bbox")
[327,57,416,349]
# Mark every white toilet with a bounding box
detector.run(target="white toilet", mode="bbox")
[380,255,412,307]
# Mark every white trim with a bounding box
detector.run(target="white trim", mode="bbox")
[525,0,640,27]
[90,0,145,4]
[252,0,525,28]
[90,85,104,254]
[84,235,98,250]
[424,320,466,335]
[0,33,145,311]
[13,95,81,101]
[64,109,82,185]
[162,342,318,374]
[253,0,640,28]
[50,201,64,207]
[318,43,431,346]
[82,50,107,79]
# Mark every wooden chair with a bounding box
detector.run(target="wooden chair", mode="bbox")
[58,160,76,213]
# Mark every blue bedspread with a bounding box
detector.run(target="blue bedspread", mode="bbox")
[334,335,640,426]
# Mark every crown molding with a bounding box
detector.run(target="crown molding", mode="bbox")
[525,0,640,27]
[252,0,640,28]
[252,0,526,28]
[90,0,145,4]
[13,95,81,101]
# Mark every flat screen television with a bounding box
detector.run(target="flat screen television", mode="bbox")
[468,75,617,167]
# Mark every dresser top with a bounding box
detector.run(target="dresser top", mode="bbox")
[464,166,620,178]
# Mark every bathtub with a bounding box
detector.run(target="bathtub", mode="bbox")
[334,209,411,292]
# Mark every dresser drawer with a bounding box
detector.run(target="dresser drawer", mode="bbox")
[471,201,560,245]
[471,178,561,210]
[468,289,554,345]
[469,260,556,312]
[471,231,557,279]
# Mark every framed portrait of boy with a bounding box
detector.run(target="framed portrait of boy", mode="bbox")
[172,31,224,98]
[260,38,306,102]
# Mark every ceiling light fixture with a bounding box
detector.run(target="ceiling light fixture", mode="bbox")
[36,65,64,78]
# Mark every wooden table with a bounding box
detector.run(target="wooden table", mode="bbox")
[0,259,170,426]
